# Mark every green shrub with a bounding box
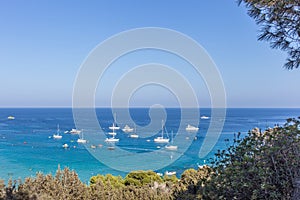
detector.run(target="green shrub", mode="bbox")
[124,170,163,186]
[201,118,300,199]
[90,174,125,188]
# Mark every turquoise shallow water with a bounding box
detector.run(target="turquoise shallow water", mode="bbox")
[0,108,299,183]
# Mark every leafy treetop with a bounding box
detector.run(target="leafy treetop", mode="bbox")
[238,0,300,69]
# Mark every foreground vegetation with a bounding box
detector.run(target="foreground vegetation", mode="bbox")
[1,118,299,199]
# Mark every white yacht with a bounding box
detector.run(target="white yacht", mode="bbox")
[154,120,169,143]
[165,171,176,176]
[53,124,62,139]
[185,124,199,131]
[154,136,169,143]
[122,125,134,132]
[105,137,119,142]
[129,134,139,138]
[200,116,209,119]
[77,138,87,143]
[69,129,81,134]
[7,116,15,120]
[165,145,177,150]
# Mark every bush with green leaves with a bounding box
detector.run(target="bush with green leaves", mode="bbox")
[124,170,163,186]
[201,118,300,199]
[172,166,212,200]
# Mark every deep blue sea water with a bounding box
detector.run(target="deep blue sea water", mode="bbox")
[0,108,299,183]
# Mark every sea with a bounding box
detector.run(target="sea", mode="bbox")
[0,108,299,184]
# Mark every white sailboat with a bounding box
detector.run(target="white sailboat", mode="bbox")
[105,127,119,142]
[154,120,169,143]
[185,124,199,131]
[53,124,62,139]
[165,131,177,150]
[105,114,119,143]
[77,130,87,143]
[129,125,139,138]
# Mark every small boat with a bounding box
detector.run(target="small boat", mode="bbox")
[7,116,15,120]
[129,134,139,138]
[108,132,117,136]
[77,138,87,143]
[62,143,69,148]
[197,160,206,169]
[105,137,119,143]
[109,123,120,130]
[154,120,169,143]
[64,131,69,134]
[107,146,115,150]
[185,124,199,131]
[165,131,177,150]
[165,145,178,150]
[77,131,87,143]
[69,129,81,134]
[165,171,176,176]
[53,124,62,139]
[154,136,169,143]
[200,115,209,119]
[156,172,163,176]
[129,125,139,138]
[90,145,96,149]
[122,125,134,132]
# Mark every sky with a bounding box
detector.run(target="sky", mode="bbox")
[0,0,299,108]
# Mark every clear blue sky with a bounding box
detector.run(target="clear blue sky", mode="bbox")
[0,0,299,108]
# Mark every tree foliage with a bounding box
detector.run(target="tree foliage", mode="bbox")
[202,118,300,199]
[238,0,300,69]
[124,170,163,186]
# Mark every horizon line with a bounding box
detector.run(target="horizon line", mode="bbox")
[0,106,299,109]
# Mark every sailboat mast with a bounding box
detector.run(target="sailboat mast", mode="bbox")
[162,120,164,138]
